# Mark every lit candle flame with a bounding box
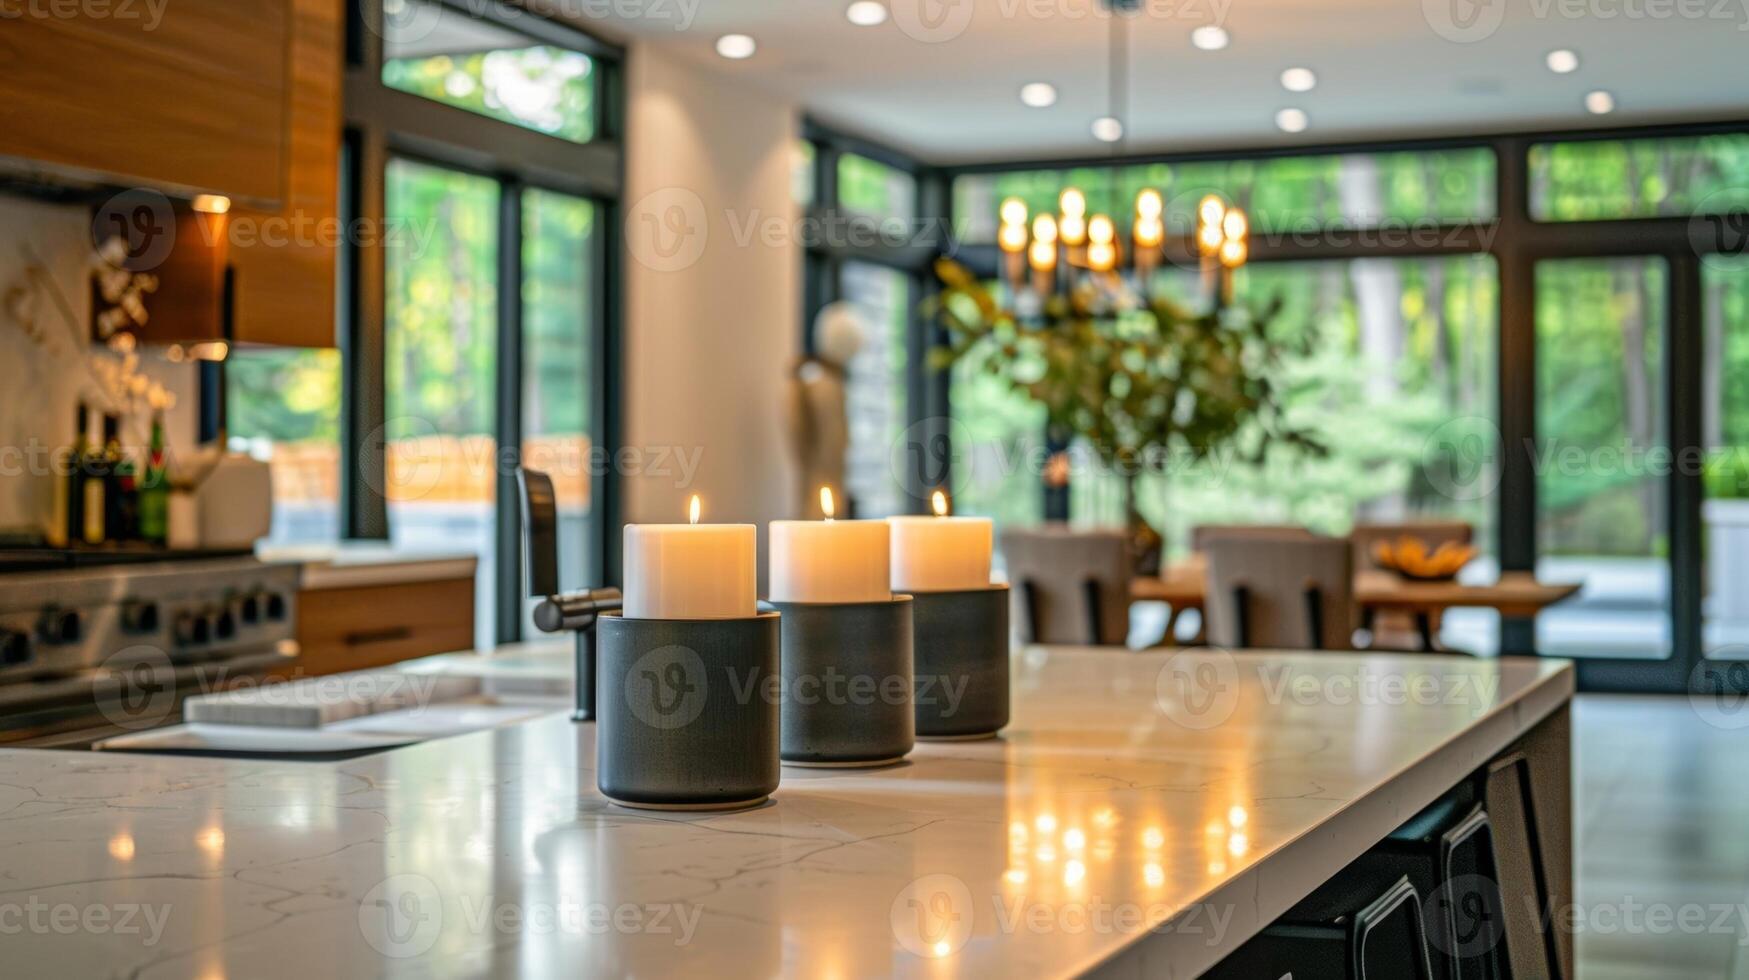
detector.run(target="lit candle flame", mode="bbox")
[931,489,949,517]
[689,494,701,525]
[820,486,835,520]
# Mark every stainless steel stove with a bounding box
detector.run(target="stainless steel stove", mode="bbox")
[0,552,301,748]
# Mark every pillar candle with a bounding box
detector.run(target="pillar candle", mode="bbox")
[623,496,757,619]
[768,488,891,603]
[888,492,992,592]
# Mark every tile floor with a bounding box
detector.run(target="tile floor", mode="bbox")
[1575,695,1749,979]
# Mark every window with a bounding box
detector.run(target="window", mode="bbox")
[384,158,501,650]
[1535,257,1670,660]
[521,189,596,632]
[952,148,1496,243]
[226,348,343,546]
[1529,134,1749,222]
[840,261,909,518]
[382,0,597,143]
[949,280,1047,539]
[837,152,916,221]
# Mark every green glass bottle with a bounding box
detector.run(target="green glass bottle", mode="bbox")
[138,411,169,545]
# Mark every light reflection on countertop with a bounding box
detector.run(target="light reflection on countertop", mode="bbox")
[0,648,1571,979]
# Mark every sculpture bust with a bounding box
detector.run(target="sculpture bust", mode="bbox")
[786,302,865,519]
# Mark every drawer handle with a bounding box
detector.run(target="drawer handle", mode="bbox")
[342,626,414,646]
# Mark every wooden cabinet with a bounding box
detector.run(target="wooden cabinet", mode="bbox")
[288,576,478,679]
[230,0,343,347]
[3,0,342,348]
[0,0,294,204]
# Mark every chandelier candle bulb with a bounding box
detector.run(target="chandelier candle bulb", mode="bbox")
[622,496,757,619]
[768,488,892,604]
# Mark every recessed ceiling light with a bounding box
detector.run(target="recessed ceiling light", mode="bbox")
[1275,107,1309,133]
[1546,49,1579,73]
[715,34,756,59]
[1019,82,1058,108]
[1280,67,1316,92]
[846,1,887,26]
[1190,25,1229,51]
[1585,89,1615,114]
[1091,116,1124,142]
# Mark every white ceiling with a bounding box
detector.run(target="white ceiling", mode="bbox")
[581,0,1749,163]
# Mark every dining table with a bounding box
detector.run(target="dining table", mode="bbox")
[1130,554,1583,650]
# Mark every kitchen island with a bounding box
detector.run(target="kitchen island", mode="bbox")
[0,647,1572,979]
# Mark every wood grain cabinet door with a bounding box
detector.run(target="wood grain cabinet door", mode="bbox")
[0,0,294,204]
[229,0,343,347]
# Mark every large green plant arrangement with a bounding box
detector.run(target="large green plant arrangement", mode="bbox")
[925,258,1323,558]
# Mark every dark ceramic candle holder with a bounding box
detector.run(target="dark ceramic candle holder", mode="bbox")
[596,611,781,811]
[909,584,1010,740]
[768,595,914,768]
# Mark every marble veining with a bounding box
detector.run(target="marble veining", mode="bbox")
[0,648,1571,979]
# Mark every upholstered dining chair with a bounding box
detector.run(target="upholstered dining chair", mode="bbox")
[1000,525,1134,646]
[1203,534,1356,651]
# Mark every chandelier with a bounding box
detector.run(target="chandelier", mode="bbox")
[994,189,1250,307]
[991,0,1251,312]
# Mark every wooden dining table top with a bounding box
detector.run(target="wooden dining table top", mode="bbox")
[1130,554,1583,617]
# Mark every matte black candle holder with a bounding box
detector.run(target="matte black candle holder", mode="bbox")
[596,611,781,811]
[768,595,914,768]
[909,584,1010,740]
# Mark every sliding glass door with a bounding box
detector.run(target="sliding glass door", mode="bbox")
[1533,257,1672,661]
[1702,259,1749,660]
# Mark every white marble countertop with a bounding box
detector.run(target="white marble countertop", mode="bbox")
[0,648,1571,979]
[255,543,478,591]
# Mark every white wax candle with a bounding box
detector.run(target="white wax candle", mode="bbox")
[623,499,756,619]
[888,510,993,593]
[768,514,891,603]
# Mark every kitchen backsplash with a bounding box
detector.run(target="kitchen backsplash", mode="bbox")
[0,195,197,539]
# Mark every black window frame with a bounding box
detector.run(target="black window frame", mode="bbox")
[342,0,624,645]
[799,119,949,515]
[933,117,1749,694]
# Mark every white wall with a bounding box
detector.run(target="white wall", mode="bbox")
[621,45,800,585]
[0,196,197,538]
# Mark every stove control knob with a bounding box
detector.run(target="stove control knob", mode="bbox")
[264,592,288,622]
[238,592,262,625]
[173,611,207,647]
[36,608,81,646]
[120,601,160,635]
[0,628,31,667]
[210,606,237,641]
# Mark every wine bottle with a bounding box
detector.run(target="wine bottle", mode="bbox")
[82,413,108,545]
[64,402,90,547]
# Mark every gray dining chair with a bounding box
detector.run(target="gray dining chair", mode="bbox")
[1191,523,1317,551]
[1001,525,1133,646]
[1203,535,1356,651]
